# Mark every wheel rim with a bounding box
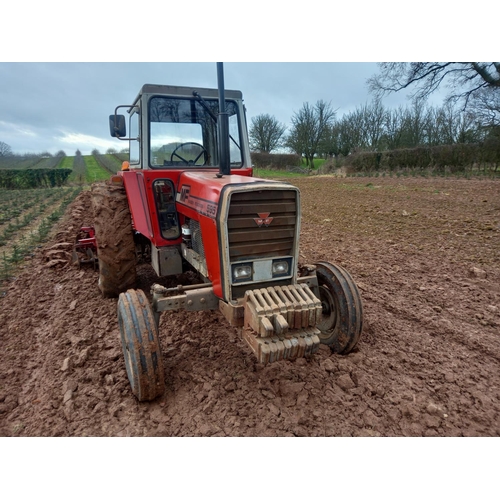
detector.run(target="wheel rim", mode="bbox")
[316,284,339,338]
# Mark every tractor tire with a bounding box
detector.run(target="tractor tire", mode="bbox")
[315,261,364,354]
[117,289,165,401]
[92,181,136,298]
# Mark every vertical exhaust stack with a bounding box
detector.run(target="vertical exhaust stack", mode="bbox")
[217,62,231,177]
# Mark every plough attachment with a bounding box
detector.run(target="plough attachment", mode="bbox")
[72,226,98,268]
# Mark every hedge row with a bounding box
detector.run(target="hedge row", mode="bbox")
[345,141,500,173]
[0,168,72,189]
[250,153,301,169]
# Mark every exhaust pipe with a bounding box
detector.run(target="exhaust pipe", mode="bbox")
[217,62,230,177]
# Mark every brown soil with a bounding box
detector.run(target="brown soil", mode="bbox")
[1,176,499,437]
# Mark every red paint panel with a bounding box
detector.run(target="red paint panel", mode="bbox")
[123,170,184,247]
[200,215,222,297]
[122,171,154,239]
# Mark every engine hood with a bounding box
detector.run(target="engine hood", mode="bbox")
[175,171,285,219]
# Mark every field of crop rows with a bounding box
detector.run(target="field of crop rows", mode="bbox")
[0,152,126,285]
[0,153,122,185]
[0,156,64,170]
[0,186,82,284]
[68,154,123,184]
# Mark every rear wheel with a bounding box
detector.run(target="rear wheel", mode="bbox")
[315,261,363,354]
[117,289,165,401]
[92,181,136,298]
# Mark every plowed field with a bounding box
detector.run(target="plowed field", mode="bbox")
[1,176,499,439]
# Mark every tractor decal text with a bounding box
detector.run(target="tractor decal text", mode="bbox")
[177,186,217,219]
[254,213,274,227]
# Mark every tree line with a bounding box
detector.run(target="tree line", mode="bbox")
[249,62,500,170]
[250,100,499,169]
[0,145,67,159]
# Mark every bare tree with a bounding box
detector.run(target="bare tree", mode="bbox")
[322,114,366,158]
[398,101,431,148]
[286,100,336,169]
[368,63,500,109]
[341,110,368,153]
[469,87,500,128]
[318,124,340,158]
[249,114,286,153]
[382,106,406,150]
[358,100,388,151]
[320,100,388,157]
[337,118,360,156]
[431,102,481,144]
[0,141,13,157]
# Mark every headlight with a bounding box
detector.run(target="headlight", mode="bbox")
[272,260,290,276]
[233,264,252,281]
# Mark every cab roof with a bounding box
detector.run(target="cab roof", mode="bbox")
[133,84,243,105]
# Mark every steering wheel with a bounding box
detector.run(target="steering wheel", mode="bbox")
[170,142,208,166]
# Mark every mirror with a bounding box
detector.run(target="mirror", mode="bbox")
[109,114,126,138]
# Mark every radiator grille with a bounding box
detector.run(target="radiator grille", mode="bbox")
[190,219,205,260]
[227,189,297,260]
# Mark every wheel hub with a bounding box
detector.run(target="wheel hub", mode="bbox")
[317,285,338,332]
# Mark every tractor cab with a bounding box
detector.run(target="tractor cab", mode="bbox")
[109,84,252,174]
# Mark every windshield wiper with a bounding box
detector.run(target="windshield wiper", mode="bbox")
[192,91,241,152]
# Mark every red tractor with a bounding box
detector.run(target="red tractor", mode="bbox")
[89,63,363,401]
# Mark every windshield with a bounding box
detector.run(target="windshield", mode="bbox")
[149,96,242,168]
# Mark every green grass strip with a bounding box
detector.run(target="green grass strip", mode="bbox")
[59,156,74,169]
[83,156,110,183]
[253,168,307,179]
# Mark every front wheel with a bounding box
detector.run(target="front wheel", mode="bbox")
[117,289,165,401]
[315,261,363,354]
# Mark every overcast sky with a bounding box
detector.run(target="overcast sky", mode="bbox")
[0,62,445,156]
[0,2,488,156]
